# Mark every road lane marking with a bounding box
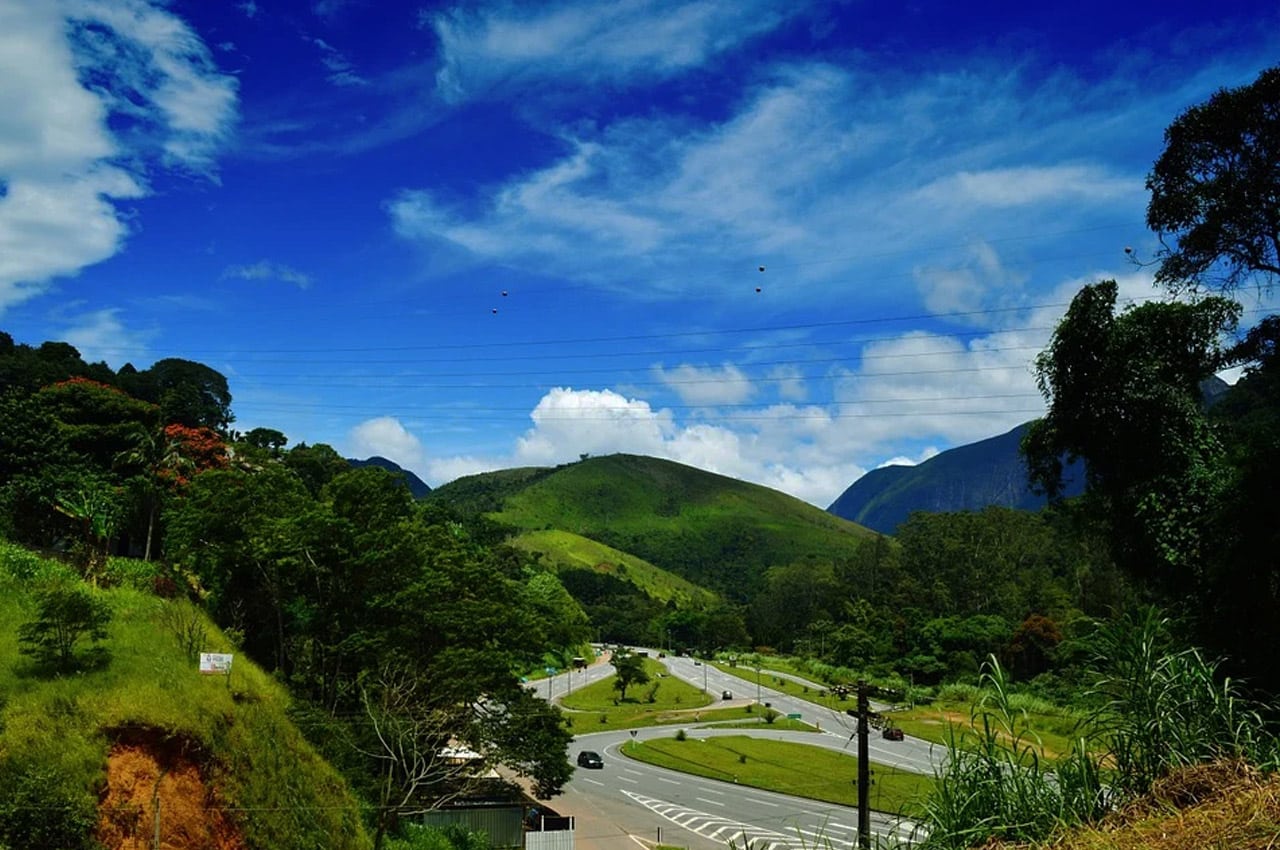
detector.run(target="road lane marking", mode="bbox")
[618,776,637,784]
[581,778,604,786]
[695,797,726,806]
[656,777,680,785]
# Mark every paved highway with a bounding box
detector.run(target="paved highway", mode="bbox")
[537,651,940,849]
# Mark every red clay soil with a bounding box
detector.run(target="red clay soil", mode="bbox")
[96,742,245,850]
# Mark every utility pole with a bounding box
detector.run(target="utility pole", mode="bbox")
[856,680,871,850]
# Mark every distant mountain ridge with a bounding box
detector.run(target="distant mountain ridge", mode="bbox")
[347,456,431,498]
[826,422,1085,534]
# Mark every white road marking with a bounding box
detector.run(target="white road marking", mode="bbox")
[695,797,726,806]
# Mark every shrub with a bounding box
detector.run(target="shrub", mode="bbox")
[675,729,687,741]
[0,763,99,850]
[18,582,112,672]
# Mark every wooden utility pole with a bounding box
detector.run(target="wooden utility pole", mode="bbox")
[856,679,871,850]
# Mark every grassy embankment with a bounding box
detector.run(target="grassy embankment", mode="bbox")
[510,528,717,607]
[623,734,934,817]
[559,658,810,733]
[0,541,369,850]
[709,658,1089,758]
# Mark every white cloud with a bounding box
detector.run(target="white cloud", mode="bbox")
[58,308,153,368]
[430,0,796,102]
[348,417,427,468]
[0,0,236,313]
[653,363,755,406]
[223,260,314,288]
[66,0,239,173]
[420,387,875,506]
[915,241,1022,318]
[769,365,808,402]
[238,1,259,18]
[878,447,941,469]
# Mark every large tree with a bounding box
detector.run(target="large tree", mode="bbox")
[1024,280,1240,592]
[1147,65,1280,294]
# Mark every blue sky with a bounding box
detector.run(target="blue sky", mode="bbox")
[2,0,1277,506]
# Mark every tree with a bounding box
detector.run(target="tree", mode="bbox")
[115,424,192,560]
[244,427,288,454]
[18,583,112,672]
[356,663,487,850]
[132,358,234,432]
[1024,280,1240,590]
[610,649,649,701]
[1147,66,1280,294]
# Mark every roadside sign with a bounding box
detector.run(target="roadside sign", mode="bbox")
[787,713,802,719]
[199,652,233,675]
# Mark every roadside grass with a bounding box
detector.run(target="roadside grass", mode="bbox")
[623,735,933,818]
[707,659,1089,759]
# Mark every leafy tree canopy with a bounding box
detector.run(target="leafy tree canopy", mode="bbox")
[1147,65,1280,293]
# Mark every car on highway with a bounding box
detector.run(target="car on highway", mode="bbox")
[722,690,733,700]
[882,725,905,741]
[577,750,604,769]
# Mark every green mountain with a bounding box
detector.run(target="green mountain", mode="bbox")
[433,453,876,599]
[827,422,1085,534]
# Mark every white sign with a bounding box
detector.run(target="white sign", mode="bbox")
[199,652,233,675]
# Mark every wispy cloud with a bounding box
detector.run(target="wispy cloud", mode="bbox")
[223,260,313,288]
[429,0,801,102]
[0,0,234,313]
[237,1,259,19]
[66,0,239,174]
[389,61,1158,307]
[59,308,154,368]
[312,37,367,87]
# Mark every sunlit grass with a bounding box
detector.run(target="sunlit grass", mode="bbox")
[624,734,933,817]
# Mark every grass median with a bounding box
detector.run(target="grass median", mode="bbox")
[622,734,933,817]
[559,658,819,733]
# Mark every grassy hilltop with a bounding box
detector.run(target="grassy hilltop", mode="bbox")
[434,454,877,599]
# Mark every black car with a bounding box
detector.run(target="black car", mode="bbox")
[577,750,603,769]
[882,726,905,741]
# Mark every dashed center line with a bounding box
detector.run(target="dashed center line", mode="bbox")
[695,797,726,807]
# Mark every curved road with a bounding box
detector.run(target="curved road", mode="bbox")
[537,652,940,850]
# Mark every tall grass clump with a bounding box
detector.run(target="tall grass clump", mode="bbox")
[918,658,1104,850]
[919,609,1279,849]
[1088,608,1274,796]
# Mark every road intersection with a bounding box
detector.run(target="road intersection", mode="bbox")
[538,651,940,850]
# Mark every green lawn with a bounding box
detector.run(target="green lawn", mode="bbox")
[623,735,933,817]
